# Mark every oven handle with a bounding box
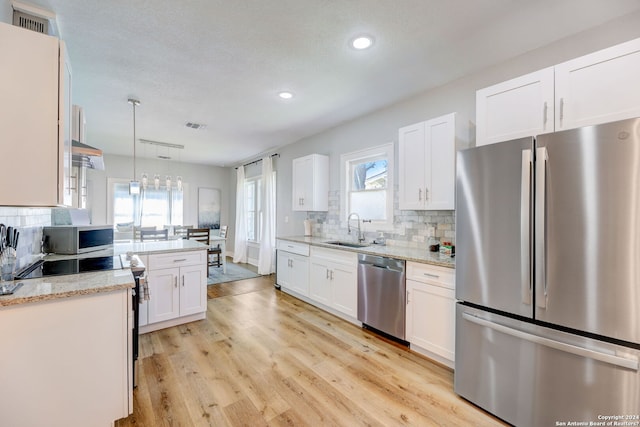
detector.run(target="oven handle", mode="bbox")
[139,275,150,301]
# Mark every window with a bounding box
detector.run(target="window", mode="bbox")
[110,178,185,229]
[341,143,394,227]
[245,172,275,242]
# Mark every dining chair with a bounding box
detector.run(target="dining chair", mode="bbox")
[140,228,169,241]
[187,228,215,276]
[134,226,156,241]
[172,225,193,239]
[207,226,227,268]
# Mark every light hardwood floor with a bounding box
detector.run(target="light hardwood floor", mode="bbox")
[116,275,507,427]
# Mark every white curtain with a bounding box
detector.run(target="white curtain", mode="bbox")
[258,156,276,274]
[233,166,248,263]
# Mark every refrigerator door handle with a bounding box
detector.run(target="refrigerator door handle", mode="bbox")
[535,146,548,309]
[462,312,639,371]
[521,149,532,305]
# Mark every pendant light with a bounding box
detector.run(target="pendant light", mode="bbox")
[128,98,141,194]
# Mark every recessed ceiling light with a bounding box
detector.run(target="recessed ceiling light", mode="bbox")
[351,35,374,50]
[278,91,293,99]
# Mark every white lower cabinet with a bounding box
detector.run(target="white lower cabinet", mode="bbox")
[406,262,456,368]
[0,290,131,426]
[276,240,310,296]
[309,247,358,321]
[141,250,207,333]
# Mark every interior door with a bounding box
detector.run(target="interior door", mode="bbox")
[455,137,534,317]
[535,118,640,344]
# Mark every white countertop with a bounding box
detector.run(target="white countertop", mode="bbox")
[277,236,455,268]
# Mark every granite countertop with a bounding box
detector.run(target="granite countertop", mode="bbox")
[1,239,207,308]
[277,236,455,269]
[0,269,135,307]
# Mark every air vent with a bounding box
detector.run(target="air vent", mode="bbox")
[13,10,48,34]
[185,122,206,130]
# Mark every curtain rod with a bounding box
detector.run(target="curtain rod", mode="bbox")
[235,153,279,169]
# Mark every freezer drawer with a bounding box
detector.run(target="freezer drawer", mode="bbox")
[455,304,640,427]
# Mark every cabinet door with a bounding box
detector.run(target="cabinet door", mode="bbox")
[60,42,73,207]
[309,259,331,306]
[476,67,554,146]
[330,263,357,318]
[555,38,640,131]
[398,122,426,210]
[0,23,60,206]
[425,113,455,210]
[276,251,291,288]
[406,279,455,362]
[292,156,312,211]
[179,264,207,316]
[147,268,180,324]
[289,254,310,296]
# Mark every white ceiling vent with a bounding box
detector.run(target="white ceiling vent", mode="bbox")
[185,122,206,130]
[11,1,58,36]
[13,10,48,34]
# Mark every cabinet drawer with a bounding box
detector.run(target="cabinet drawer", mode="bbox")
[310,246,358,266]
[148,250,205,270]
[407,262,455,289]
[277,240,310,256]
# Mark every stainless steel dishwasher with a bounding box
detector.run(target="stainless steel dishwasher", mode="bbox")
[357,253,406,341]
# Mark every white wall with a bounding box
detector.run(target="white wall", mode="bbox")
[89,153,230,228]
[272,10,640,239]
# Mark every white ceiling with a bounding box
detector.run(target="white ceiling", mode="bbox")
[22,0,640,166]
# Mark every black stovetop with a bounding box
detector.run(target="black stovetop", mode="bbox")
[15,256,123,280]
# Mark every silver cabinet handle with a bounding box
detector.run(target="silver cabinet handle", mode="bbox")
[330,270,334,280]
[543,101,548,126]
[406,290,410,305]
[418,188,422,201]
[535,146,548,309]
[521,149,532,306]
[173,258,187,262]
[425,187,429,202]
[559,98,564,123]
[174,276,178,288]
[462,312,639,371]
[182,275,185,287]
[326,268,330,279]
[423,273,439,278]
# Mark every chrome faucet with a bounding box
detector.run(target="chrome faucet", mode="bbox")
[347,212,366,243]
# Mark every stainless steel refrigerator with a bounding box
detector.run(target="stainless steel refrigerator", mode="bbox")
[455,118,640,426]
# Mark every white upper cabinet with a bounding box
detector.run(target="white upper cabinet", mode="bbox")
[477,37,640,146]
[399,113,456,210]
[476,67,554,146]
[292,154,329,211]
[0,23,72,206]
[555,38,640,131]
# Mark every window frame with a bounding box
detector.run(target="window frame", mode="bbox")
[244,171,276,244]
[340,142,394,230]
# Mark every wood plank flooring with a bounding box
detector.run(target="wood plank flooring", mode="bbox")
[116,275,507,427]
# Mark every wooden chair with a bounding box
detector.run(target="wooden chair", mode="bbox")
[207,226,227,268]
[172,225,192,239]
[140,228,168,241]
[187,228,215,276]
[134,226,156,241]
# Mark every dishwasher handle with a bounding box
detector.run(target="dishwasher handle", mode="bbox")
[358,253,405,273]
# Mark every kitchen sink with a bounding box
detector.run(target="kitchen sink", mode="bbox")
[323,240,369,248]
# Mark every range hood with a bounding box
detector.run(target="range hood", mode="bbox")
[72,105,104,170]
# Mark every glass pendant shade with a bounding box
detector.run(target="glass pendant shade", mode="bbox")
[154,174,160,190]
[165,175,172,190]
[176,176,183,191]
[141,172,148,190]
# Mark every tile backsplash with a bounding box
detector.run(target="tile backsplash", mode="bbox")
[0,207,51,271]
[306,188,455,249]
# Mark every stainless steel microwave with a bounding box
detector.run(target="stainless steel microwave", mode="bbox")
[43,225,114,254]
